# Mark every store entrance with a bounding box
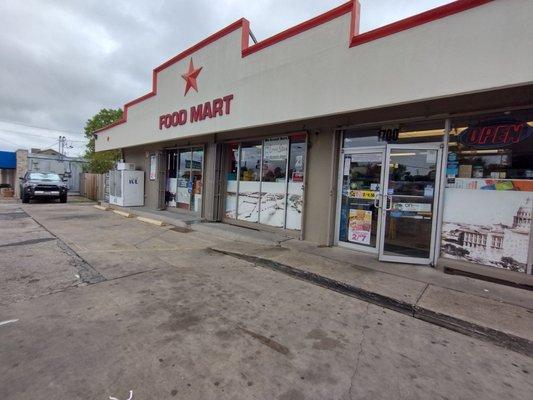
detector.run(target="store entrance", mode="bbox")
[165,147,204,214]
[337,144,442,265]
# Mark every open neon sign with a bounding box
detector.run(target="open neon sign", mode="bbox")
[458,119,533,149]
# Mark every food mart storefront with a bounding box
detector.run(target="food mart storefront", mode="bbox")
[336,112,533,279]
[95,0,533,284]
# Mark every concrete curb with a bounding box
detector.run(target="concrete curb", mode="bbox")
[211,248,533,357]
[137,216,166,226]
[112,210,134,218]
[101,204,284,246]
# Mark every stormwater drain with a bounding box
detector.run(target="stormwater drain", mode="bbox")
[169,226,192,233]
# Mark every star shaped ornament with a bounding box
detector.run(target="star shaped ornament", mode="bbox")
[181,58,203,96]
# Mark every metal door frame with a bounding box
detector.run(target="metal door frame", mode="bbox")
[377,142,443,265]
[334,146,387,254]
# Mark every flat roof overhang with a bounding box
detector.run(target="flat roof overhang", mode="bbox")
[114,84,533,152]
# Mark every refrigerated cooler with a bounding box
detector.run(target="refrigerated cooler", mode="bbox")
[108,168,144,207]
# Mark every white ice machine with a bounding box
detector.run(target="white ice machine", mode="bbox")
[108,169,144,207]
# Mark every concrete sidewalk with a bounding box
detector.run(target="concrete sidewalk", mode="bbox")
[96,203,533,356]
[209,240,533,357]
[102,203,290,246]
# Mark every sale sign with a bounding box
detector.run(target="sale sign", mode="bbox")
[348,209,372,245]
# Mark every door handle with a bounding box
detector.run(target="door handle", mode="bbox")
[373,193,381,208]
[385,195,393,211]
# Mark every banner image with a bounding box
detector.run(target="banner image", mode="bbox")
[149,154,157,181]
[442,189,532,273]
[348,209,372,245]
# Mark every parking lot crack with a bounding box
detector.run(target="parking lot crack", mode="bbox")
[22,210,106,285]
[0,237,56,248]
[347,302,370,400]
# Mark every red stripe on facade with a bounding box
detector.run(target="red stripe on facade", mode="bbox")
[95,0,494,135]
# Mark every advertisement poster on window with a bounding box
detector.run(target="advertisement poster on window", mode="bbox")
[442,188,532,273]
[149,154,157,181]
[177,178,190,205]
[263,138,289,161]
[348,209,372,245]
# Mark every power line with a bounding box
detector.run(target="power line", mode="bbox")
[0,118,83,136]
[0,128,74,140]
[0,129,87,148]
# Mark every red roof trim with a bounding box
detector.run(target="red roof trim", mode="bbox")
[95,19,249,133]
[96,0,494,135]
[350,0,493,47]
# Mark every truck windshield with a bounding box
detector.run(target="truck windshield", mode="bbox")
[28,173,62,181]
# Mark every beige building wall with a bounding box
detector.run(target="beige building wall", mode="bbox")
[303,129,337,245]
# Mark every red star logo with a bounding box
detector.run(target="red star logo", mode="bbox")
[181,58,202,96]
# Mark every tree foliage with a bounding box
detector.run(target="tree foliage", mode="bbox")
[83,108,123,173]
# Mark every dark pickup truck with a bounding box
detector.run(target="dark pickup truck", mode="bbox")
[19,172,68,203]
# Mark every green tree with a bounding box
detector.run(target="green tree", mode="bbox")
[83,108,123,173]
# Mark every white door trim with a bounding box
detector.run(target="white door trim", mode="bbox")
[377,142,443,265]
[334,146,386,254]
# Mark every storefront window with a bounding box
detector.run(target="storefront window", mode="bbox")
[286,135,306,230]
[442,110,533,274]
[260,137,288,227]
[238,142,262,223]
[225,144,239,219]
[224,134,307,230]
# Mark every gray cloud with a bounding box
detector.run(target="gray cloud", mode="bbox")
[0,0,450,154]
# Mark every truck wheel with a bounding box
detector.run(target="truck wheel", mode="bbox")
[22,194,30,203]
[60,195,67,203]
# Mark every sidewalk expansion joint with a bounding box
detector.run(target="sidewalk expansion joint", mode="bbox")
[211,248,533,358]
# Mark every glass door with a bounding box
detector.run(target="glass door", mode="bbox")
[174,147,204,213]
[337,149,385,252]
[378,144,442,264]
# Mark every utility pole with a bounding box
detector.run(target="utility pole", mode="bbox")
[58,136,68,159]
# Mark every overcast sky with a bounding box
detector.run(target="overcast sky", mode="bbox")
[0,0,451,156]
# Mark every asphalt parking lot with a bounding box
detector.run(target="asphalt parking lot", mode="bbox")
[0,202,531,400]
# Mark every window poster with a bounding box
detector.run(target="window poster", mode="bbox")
[442,189,532,273]
[177,178,190,205]
[348,209,372,245]
[149,154,157,181]
[263,137,289,161]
